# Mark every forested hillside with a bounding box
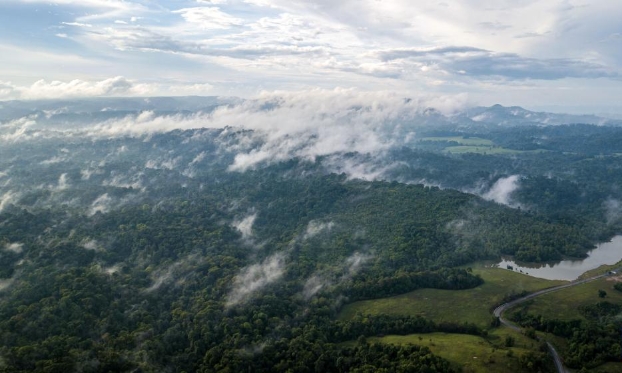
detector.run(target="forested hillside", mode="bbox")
[1,100,622,372]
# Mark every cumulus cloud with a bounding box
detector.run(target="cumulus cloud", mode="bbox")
[482,175,521,207]
[0,77,213,101]
[226,252,286,307]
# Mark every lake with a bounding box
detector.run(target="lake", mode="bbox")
[496,235,622,281]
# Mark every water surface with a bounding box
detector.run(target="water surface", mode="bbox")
[496,235,622,281]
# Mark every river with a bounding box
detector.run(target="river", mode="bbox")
[496,235,622,281]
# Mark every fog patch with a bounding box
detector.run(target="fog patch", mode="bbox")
[146,254,202,292]
[303,220,335,240]
[302,274,328,299]
[4,242,23,254]
[145,157,182,170]
[104,264,122,275]
[344,252,372,277]
[80,167,101,180]
[323,155,398,181]
[482,175,521,207]
[232,213,257,240]
[89,193,113,216]
[605,198,622,224]
[56,173,70,190]
[81,239,102,251]
[226,252,286,307]
[103,172,145,192]
[301,251,373,300]
[0,278,15,292]
[0,116,36,142]
[40,156,67,165]
[0,190,20,212]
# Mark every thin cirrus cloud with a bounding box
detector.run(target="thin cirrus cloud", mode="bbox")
[0,0,621,106]
[375,46,617,80]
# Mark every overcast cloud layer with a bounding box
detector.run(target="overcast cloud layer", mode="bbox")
[0,0,621,110]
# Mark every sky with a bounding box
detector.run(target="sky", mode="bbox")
[0,0,621,112]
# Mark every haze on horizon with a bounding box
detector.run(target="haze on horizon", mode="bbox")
[1,0,621,115]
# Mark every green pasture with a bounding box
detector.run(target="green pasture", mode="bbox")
[340,265,565,328]
[420,136,494,146]
[515,276,622,321]
[367,329,545,373]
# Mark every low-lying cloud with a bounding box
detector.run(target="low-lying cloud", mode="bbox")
[226,252,286,307]
[482,175,521,207]
[303,220,335,240]
[4,242,23,254]
[232,213,257,240]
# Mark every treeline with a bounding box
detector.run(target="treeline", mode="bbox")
[510,302,622,369]
[327,314,485,342]
[347,268,483,301]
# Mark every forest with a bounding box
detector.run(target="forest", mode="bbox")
[1,101,622,372]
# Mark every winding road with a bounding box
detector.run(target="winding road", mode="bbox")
[492,269,617,373]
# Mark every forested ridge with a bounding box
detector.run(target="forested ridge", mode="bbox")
[1,116,622,372]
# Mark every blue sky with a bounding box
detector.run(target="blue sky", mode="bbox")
[1,0,621,112]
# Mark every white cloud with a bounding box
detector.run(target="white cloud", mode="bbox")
[303,220,335,240]
[344,251,371,276]
[604,198,622,225]
[81,239,102,251]
[0,278,15,292]
[226,252,286,307]
[232,213,257,240]
[62,22,93,28]
[0,191,20,212]
[4,243,23,254]
[302,274,326,299]
[2,0,622,106]
[482,175,521,207]
[57,173,70,190]
[0,77,213,101]
[89,193,113,216]
[173,7,244,30]
[0,89,467,178]
[22,77,133,100]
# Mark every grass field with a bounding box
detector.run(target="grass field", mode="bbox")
[420,136,494,146]
[339,265,565,328]
[515,276,622,321]
[366,329,545,373]
[444,146,530,154]
[418,136,544,154]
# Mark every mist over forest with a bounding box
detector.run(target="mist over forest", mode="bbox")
[1,94,622,372]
